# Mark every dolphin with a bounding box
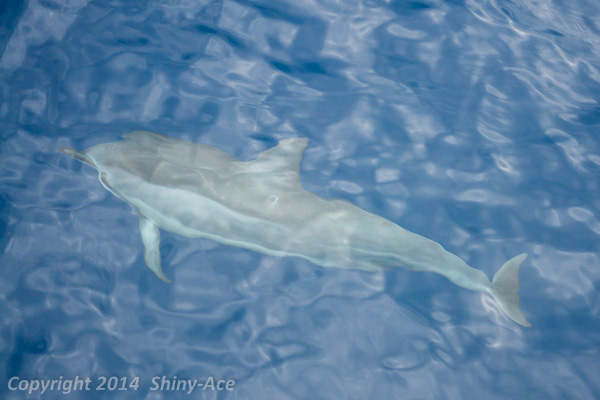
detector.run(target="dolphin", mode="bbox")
[59,130,531,327]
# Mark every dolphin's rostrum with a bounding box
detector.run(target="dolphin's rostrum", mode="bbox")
[60,130,531,327]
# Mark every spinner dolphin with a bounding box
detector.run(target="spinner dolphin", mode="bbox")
[60,130,531,326]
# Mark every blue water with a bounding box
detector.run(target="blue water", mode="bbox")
[1,0,599,398]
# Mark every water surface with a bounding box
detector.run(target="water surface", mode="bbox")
[1,0,599,399]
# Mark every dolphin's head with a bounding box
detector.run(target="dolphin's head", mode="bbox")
[60,140,124,171]
[59,146,97,168]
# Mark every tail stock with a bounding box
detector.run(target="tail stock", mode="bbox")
[489,253,532,327]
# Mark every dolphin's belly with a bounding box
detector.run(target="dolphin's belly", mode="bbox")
[107,170,439,272]
[115,179,399,269]
[117,181,328,258]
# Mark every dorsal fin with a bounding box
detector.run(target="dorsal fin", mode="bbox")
[251,138,309,176]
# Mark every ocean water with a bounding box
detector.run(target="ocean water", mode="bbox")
[1,0,599,399]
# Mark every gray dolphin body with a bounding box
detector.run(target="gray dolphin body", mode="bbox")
[60,130,531,326]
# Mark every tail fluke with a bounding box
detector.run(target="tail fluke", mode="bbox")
[489,253,532,327]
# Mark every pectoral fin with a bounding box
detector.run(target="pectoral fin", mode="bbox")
[139,216,171,283]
